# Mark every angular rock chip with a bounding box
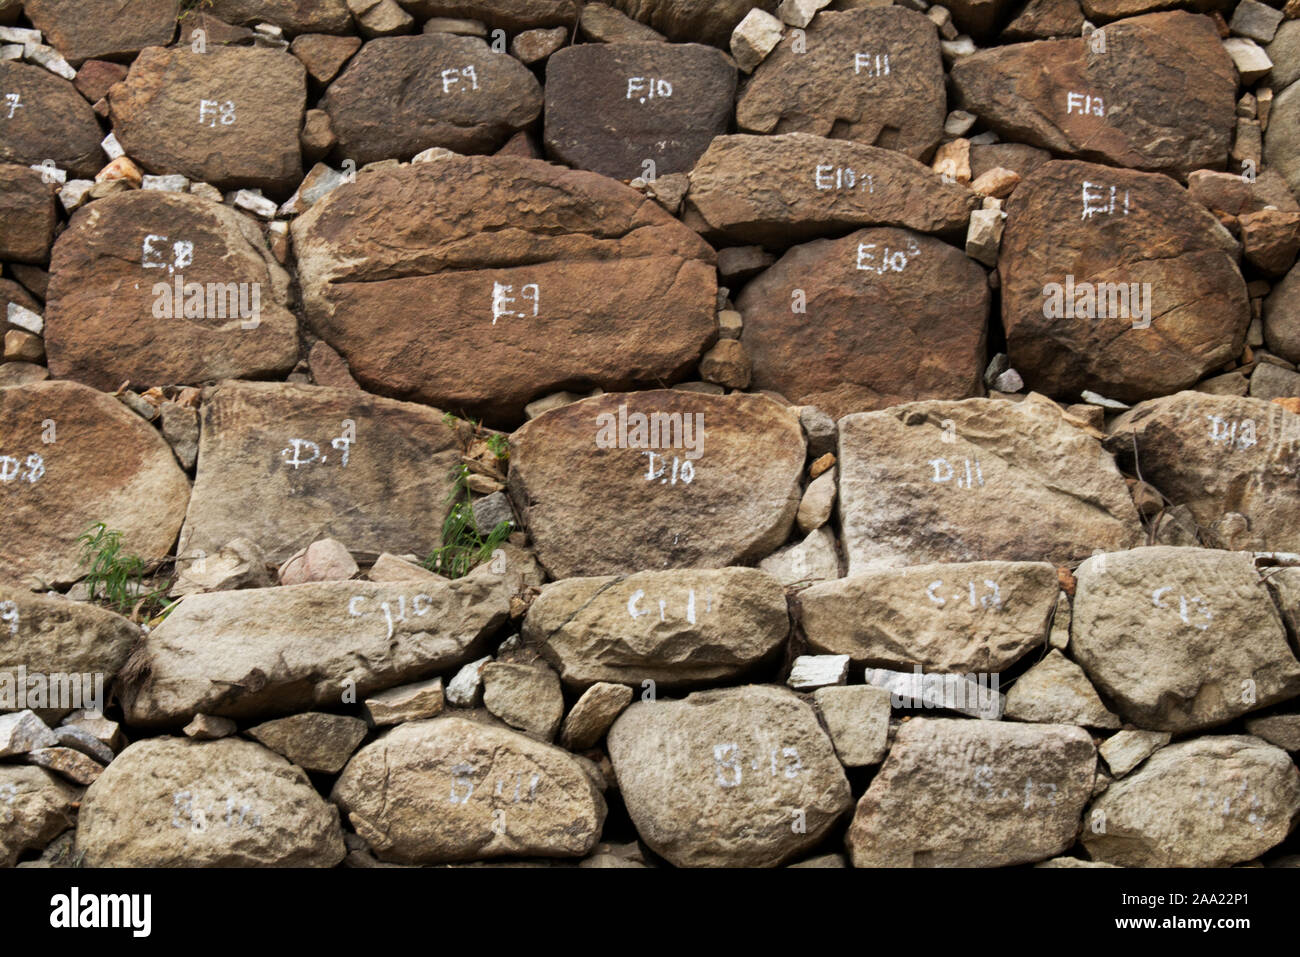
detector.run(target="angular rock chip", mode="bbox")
[1083,735,1300,867]
[246,712,369,774]
[559,682,633,750]
[544,42,735,180]
[206,0,355,34]
[332,715,606,864]
[0,163,57,264]
[838,394,1142,573]
[120,558,531,727]
[736,8,946,161]
[1098,729,1170,776]
[846,718,1096,867]
[606,0,775,45]
[292,157,717,423]
[758,526,840,587]
[177,380,460,566]
[24,0,178,66]
[0,589,138,701]
[684,133,977,246]
[1071,547,1300,732]
[0,380,190,585]
[76,737,345,867]
[44,191,296,391]
[798,561,1058,672]
[0,62,104,177]
[1000,160,1248,403]
[0,711,57,757]
[524,567,789,689]
[0,766,79,867]
[1107,392,1300,553]
[482,663,563,740]
[1245,714,1300,753]
[1004,649,1121,728]
[509,391,804,578]
[952,12,1235,177]
[323,35,542,164]
[398,0,580,32]
[607,686,852,867]
[109,47,306,195]
[811,684,891,767]
[738,227,988,419]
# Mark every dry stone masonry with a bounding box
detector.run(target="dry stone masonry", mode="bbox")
[1,0,1299,874]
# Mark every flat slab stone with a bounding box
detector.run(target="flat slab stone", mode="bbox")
[0,380,191,586]
[799,561,1058,672]
[508,390,805,578]
[45,191,297,392]
[206,0,354,34]
[684,133,977,246]
[291,157,717,424]
[837,394,1142,573]
[544,42,735,180]
[176,380,460,567]
[24,0,179,66]
[120,558,532,726]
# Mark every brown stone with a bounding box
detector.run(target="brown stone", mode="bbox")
[322,35,542,164]
[684,133,977,246]
[290,34,363,85]
[206,0,355,34]
[952,12,1236,177]
[109,46,307,195]
[1240,209,1300,276]
[737,8,946,161]
[543,42,735,180]
[397,0,581,32]
[0,163,57,264]
[1003,0,1085,39]
[24,0,179,66]
[73,61,128,105]
[0,380,190,585]
[44,191,297,391]
[738,227,988,419]
[0,62,104,178]
[1000,160,1249,403]
[606,0,779,46]
[508,390,804,578]
[292,156,717,425]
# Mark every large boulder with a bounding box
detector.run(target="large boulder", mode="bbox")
[508,391,805,578]
[684,133,977,246]
[24,0,179,66]
[837,394,1142,573]
[176,380,460,567]
[291,157,717,424]
[0,62,104,178]
[1083,735,1300,867]
[45,191,297,392]
[332,715,606,864]
[1107,392,1300,553]
[523,567,789,689]
[0,380,191,586]
[1264,78,1300,199]
[322,36,543,164]
[1070,547,1300,732]
[119,557,534,727]
[798,561,1058,673]
[846,718,1096,867]
[1000,160,1248,403]
[952,12,1235,177]
[736,8,946,161]
[607,686,852,867]
[544,42,735,181]
[109,46,307,195]
[737,227,988,419]
[76,737,346,867]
